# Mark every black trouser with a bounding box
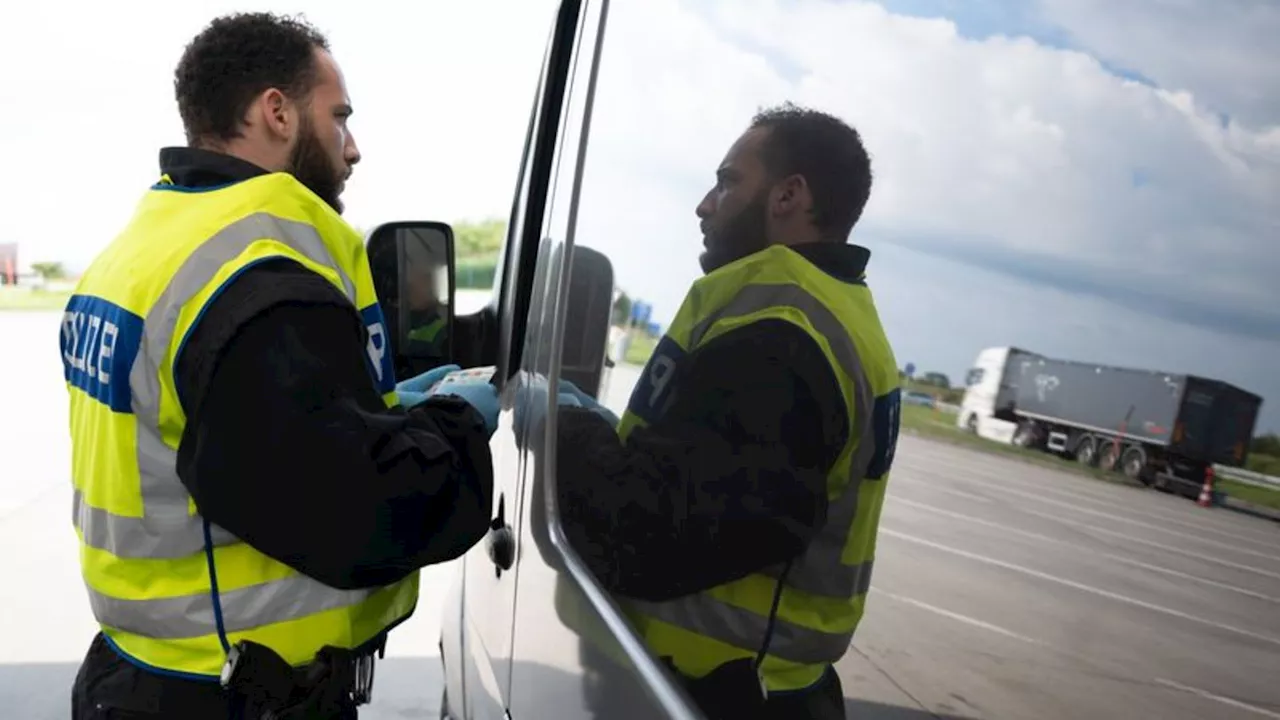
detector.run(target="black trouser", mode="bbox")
[679,658,847,720]
[71,633,358,720]
[761,666,846,720]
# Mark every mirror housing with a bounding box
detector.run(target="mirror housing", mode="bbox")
[367,221,457,380]
[559,245,615,399]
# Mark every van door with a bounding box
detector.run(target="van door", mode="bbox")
[455,3,584,718]
[499,0,704,718]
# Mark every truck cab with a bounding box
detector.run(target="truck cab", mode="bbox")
[957,346,1039,434]
[364,1,704,717]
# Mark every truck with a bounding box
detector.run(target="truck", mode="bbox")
[958,346,1263,497]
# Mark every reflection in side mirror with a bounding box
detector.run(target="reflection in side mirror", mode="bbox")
[367,221,457,381]
[560,245,615,399]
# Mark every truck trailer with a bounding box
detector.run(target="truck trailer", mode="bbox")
[959,347,1262,496]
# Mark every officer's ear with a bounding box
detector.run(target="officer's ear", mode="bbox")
[257,88,299,144]
[771,174,811,217]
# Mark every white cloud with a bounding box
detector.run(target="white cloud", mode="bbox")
[2,0,1276,430]
[1037,0,1280,127]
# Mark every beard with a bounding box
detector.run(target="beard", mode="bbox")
[698,190,771,274]
[286,117,345,214]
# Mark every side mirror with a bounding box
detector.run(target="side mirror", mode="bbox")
[367,221,456,380]
[560,245,615,399]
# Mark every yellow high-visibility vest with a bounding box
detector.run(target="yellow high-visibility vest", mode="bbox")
[62,171,415,679]
[617,244,901,692]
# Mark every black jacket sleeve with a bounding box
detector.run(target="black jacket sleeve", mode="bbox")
[555,319,849,602]
[174,259,493,590]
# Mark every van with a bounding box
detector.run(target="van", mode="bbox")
[366,0,704,717]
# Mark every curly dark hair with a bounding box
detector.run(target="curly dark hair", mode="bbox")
[750,103,873,242]
[174,12,330,145]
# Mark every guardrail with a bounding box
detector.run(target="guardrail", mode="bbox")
[1215,465,1280,490]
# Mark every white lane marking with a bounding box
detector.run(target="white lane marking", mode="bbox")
[897,467,1280,559]
[872,588,1041,644]
[894,473,1280,564]
[1014,506,1280,583]
[896,458,1280,550]
[895,482,994,504]
[1155,678,1280,719]
[897,451,1280,546]
[880,578,1280,718]
[896,458,1280,543]
[878,527,1280,649]
[887,497,1280,606]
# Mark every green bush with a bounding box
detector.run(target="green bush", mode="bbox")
[1248,453,1280,476]
[456,258,497,290]
[455,220,506,259]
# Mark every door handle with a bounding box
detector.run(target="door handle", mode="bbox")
[488,494,515,577]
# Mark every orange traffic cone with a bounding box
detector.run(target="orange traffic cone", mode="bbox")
[1197,466,1215,508]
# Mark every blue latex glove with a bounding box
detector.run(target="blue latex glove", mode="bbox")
[558,379,620,428]
[396,364,460,409]
[512,377,582,448]
[429,373,501,438]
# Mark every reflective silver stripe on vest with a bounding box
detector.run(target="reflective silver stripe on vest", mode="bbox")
[76,213,357,560]
[73,489,236,559]
[87,573,372,639]
[688,283,877,600]
[632,594,854,666]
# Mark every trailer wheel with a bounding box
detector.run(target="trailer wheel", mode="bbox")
[1098,442,1121,472]
[1074,436,1098,466]
[966,413,978,433]
[1121,446,1148,483]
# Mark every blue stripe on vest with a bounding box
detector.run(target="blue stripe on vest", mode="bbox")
[867,387,901,480]
[359,303,397,393]
[60,295,144,414]
[625,336,685,426]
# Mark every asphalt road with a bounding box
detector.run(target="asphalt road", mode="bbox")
[4,312,1279,719]
[851,433,1280,719]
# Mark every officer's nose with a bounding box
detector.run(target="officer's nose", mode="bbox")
[345,132,361,168]
[695,189,716,220]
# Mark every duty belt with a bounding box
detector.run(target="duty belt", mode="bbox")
[220,637,386,719]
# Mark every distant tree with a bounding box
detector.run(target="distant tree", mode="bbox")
[31,262,66,280]
[920,372,951,389]
[1252,433,1280,458]
[453,219,507,260]
[611,291,632,327]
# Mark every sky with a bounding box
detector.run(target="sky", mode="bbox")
[1,0,1277,431]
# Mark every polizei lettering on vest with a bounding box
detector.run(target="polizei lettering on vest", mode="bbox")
[60,295,144,414]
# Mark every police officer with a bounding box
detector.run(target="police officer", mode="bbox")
[553,104,901,719]
[401,234,450,361]
[63,13,499,719]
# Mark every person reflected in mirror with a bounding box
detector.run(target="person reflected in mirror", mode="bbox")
[64,13,497,720]
[402,232,451,364]
[554,103,902,719]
